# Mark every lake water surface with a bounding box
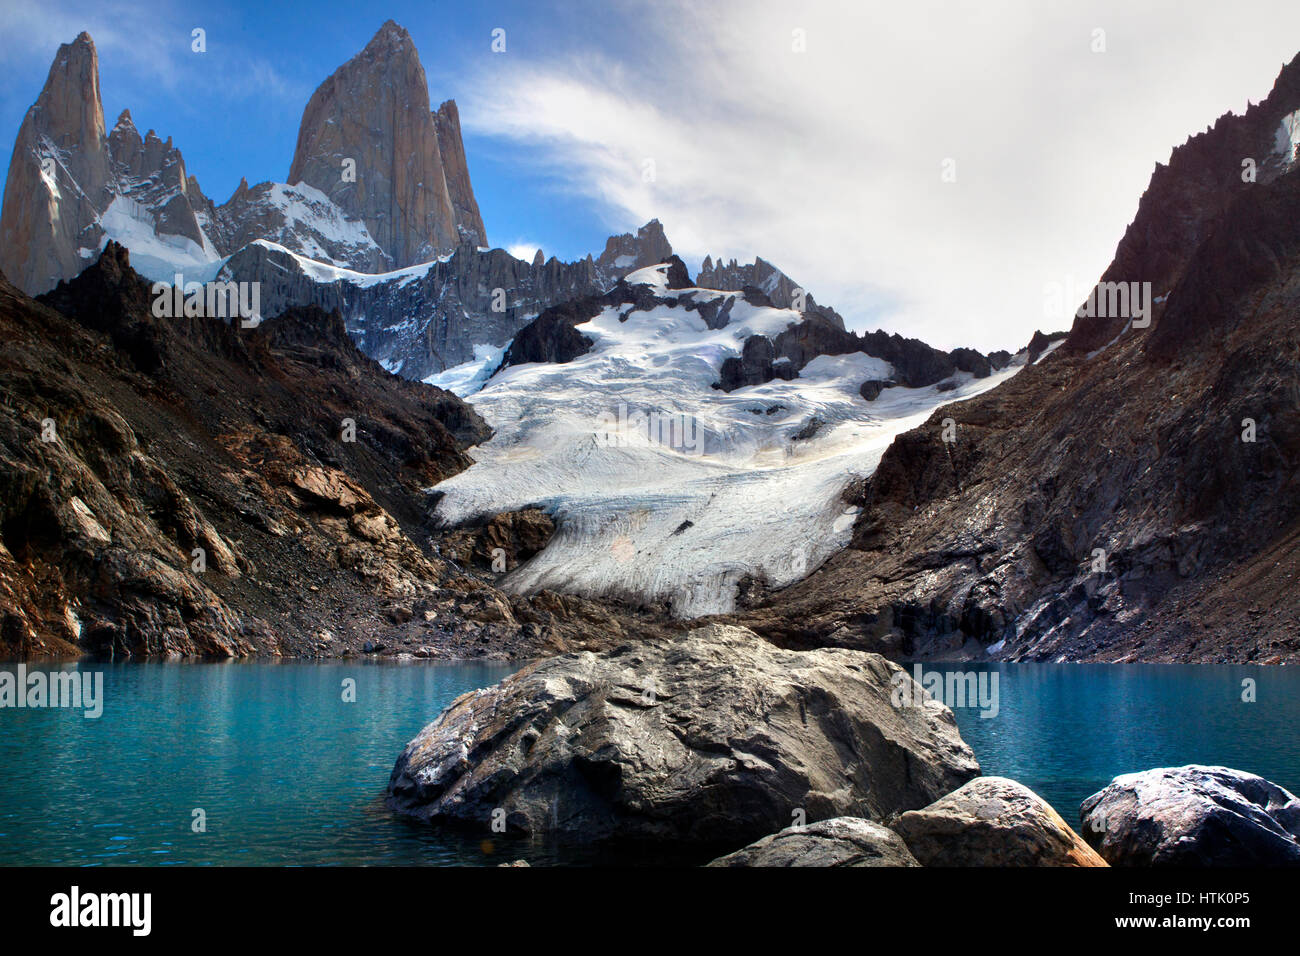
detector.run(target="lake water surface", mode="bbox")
[2,659,1297,866]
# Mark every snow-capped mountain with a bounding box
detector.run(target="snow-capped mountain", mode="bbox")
[427,261,1022,617]
[0,23,479,295]
[0,26,693,379]
[204,179,388,273]
[0,33,217,295]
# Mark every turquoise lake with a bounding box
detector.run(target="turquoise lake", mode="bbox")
[1,659,1297,866]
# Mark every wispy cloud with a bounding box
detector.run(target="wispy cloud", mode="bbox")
[461,0,1300,350]
[0,1,305,104]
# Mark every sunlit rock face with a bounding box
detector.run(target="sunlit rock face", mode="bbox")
[287,19,486,267]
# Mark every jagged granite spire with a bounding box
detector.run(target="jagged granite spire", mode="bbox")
[0,32,110,294]
[0,32,217,294]
[287,20,487,267]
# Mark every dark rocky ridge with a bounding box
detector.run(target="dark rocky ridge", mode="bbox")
[717,311,1009,395]
[217,221,678,380]
[0,243,676,660]
[496,260,705,372]
[1065,51,1300,355]
[724,54,1300,665]
[696,253,847,329]
[498,294,603,369]
[491,260,1005,396]
[1026,329,1068,364]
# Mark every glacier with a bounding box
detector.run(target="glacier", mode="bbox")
[430,264,1022,617]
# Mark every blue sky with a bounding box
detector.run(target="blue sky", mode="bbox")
[4,1,1300,351]
[0,0,624,266]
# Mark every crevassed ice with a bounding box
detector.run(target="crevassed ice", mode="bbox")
[429,283,1020,617]
[424,342,510,396]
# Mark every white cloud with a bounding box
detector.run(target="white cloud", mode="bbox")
[461,0,1300,351]
[506,241,542,261]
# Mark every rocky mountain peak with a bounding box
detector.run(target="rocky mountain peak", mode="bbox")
[42,32,105,151]
[697,251,846,328]
[286,20,486,267]
[0,30,111,293]
[364,19,415,54]
[595,219,673,273]
[1065,51,1300,355]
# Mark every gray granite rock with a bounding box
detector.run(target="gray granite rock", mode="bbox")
[1080,765,1300,866]
[896,776,1106,866]
[389,624,979,845]
[708,817,919,867]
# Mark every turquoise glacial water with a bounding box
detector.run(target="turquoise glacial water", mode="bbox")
[943,662,1300,826]
[1,659,1297,865]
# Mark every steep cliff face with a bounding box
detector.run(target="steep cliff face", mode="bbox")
[0,33,233,296]
[1066,52,1300,354]
[0,32,112,294]
[432,99,486,248]
[732,55,1300,665]
[286,20,486,267]
[0,23,487,294]
[0,244,672,660]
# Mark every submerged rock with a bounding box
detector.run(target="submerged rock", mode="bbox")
[707,817,919,867]
[387,624,979,845]
[1080,765,1300,866]
[895,776,1106,866]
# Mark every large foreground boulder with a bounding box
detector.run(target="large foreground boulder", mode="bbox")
[895,776,1107,866]
[388,624,979,845]
[707,818,919,867]
[1080,765,1300,866]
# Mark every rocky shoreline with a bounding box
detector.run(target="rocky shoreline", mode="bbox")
[388,625,1300,866]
